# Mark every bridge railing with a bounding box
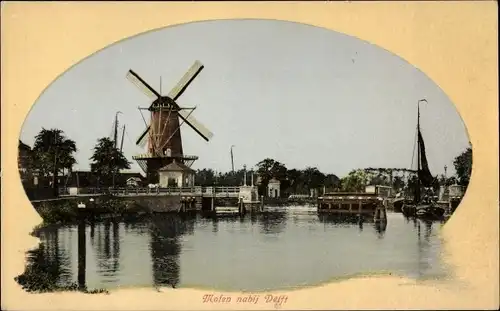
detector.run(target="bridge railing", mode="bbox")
[60,186,243,196]
[203,186,240,196]
[108,186,241,196]
[214,186,240,193]
[59,187,107,195]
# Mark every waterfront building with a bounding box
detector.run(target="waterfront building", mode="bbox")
[268,178,281,198]
[158,160,196,188]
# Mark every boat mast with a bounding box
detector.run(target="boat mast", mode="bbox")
[416,99,428,203]
[416,100,420,203]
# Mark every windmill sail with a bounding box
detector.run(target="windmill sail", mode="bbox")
[417,128,434,187]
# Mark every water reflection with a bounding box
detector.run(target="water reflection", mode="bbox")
[374,221,387,239]
[77,221,86,289]
[259,212,287,234]
[149,215,185,288]
[92,221,121,276]
[20,211,445,292]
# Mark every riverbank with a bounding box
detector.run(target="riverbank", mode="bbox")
[32,196,150,225]
[31,195,318,226]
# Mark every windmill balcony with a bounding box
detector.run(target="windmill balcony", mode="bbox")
[132,153,199,161]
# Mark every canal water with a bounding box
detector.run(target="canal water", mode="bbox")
[24,208,448,292]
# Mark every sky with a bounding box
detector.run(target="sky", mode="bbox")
[20,19,471,178]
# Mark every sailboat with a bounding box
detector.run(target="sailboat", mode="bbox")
[401,99,445,220]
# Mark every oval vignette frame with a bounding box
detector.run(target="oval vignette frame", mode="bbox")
[12,15,480,298]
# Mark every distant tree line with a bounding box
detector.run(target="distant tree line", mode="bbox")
[194,158,341,197]
[195,146,473,198]
[18,128,130,192]
[18,128,473,197]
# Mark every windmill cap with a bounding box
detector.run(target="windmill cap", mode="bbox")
[150,96,177,110]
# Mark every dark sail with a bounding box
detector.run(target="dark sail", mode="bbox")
[417,128,434,187]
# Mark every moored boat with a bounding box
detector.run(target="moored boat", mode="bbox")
[401,99,446,221]
[393,197,412,213]
[403,202,445,220]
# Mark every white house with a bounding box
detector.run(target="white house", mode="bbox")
[268,178,281,198]
[158,160,195,188]
[365,185,392,198]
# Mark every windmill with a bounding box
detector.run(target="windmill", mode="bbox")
[126,60,214,184]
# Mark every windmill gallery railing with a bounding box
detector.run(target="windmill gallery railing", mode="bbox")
[59,186,242,197]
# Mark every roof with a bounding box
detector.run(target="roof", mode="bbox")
[159,160,195,172]
[127,177,142,181]
[269,178,280,184]
[18,140,32,152]
[151,96,177,110]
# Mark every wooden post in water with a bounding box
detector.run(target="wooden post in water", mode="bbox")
[380,202,387,222]
[239,197,244,215]
[211,196,215,211]
[260,195,264,212]
[358,201,363,223]
[77,207,87,291]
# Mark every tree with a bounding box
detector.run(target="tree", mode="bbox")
[283,168,304,195]
[364,167,417,189]
[31,128,77,191]
[406,175,419,197]
[324,174,341,191]
[453,147,472,187]
[340,169,370,192]
[392,176,405,192]
[437,174,457,187]
[218,169,246,186]
[90,137,131,187]
[256,158,287,196]
[194,169,216,186]
[302,167,326,191]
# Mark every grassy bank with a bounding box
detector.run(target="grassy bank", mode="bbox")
[33,196,149,225]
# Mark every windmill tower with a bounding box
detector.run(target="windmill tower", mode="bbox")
[126,61,214,184]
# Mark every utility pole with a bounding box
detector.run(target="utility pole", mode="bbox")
[52,147,59,197]
[114,113,118,149]
[120,125,126,152]
[113,111,122,149]
[112,154,116,190]
[243,164,247,186]
[111,112,122,189]
[52,132,60,197]
[230,145,235,173]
